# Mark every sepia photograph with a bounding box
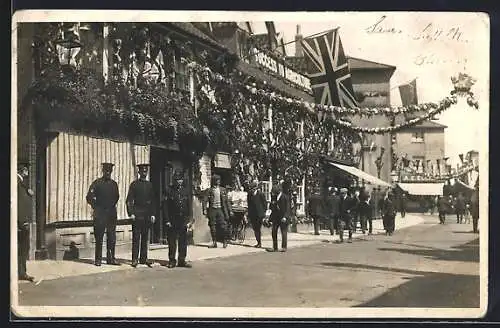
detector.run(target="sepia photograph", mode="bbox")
[11,10,489,319]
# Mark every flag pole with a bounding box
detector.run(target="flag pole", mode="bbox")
[239,26,339,62]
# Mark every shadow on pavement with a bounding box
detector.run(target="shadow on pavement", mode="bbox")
[319,238,480,308]
[355,272,479,308]
[376,238,479,263]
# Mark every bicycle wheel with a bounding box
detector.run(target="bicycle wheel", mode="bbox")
[237,221,247,243]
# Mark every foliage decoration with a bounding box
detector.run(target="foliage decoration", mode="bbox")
[27,65,209,163]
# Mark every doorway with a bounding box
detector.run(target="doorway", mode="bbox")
[149,146,191,245]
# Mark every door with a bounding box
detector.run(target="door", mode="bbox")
[150,160,185,244]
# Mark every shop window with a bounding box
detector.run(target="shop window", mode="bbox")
[411,132,424,143]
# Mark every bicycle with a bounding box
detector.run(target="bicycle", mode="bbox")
[230,211,247,244]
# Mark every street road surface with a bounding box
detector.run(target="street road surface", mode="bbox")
[18,216,479,308]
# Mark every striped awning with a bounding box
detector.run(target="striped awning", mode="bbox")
[327,162,392,187]
[398,182,444,196]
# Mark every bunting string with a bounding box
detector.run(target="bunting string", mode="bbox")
[187,61,468,135]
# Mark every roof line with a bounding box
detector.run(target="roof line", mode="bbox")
[347,56,397,69]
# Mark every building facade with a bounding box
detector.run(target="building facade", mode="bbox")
[16,22,237,259]
[287,26,397,189]
[393,120,447,180]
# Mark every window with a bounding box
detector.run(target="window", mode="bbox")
[295,183,304,213]
[174,58,190,92]
[411,132,424,143]
[260,180,272,204]
[328,132,335,152]
[295,121,304,150]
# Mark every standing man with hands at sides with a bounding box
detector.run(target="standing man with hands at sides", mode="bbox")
[268,183,291,252]
[126,164,155,268]
[203,174,231,249]
[17,161,35,282]
[247,181,267,248]
[164,170,193,268]
[86,163,120,266]
[338,187,354,243]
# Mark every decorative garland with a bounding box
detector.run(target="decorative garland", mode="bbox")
[188,61,474,135]
[27,66,210,164]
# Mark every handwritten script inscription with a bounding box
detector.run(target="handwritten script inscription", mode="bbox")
[365,15,469,44]
[413,53,468,66]
[365,15,403,34]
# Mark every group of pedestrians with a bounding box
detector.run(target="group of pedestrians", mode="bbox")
[436,192,479,233]
[16,159,480,282]
[306,186,399,242]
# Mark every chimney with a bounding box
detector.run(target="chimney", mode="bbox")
[295,24,303,57]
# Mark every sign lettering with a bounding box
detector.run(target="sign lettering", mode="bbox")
[252,48,311,91]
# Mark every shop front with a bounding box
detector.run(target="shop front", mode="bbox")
[18,22,232,259]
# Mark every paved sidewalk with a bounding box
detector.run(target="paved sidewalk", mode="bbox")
[22,214,424,283]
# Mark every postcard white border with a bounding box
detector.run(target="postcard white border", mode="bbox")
[11,10,490,319]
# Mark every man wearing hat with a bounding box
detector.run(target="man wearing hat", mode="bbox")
[247,181,267,248]
[325,187,340,236]
[126,164,155,268]
[164,170,193,268]
[306,187,324,236]
[338,187,354,243]
[268,182,291,252]
[382,191,397,235]
[203,174,231,248]
[17,161,35,282]
[86,162,120,266]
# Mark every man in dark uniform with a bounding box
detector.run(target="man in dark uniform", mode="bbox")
[17,161,35,282]
[268,183,291,252]
[247,181,267,248]
[126,164,155,268]
[325,187,340,236]
[164,170,193,268]
[338,188,354,243]
[86,163,120,266]
[307,188,324,235]
[382,191,397,235]
[203,174,231,248]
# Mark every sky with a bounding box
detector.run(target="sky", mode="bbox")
[249,12,489,166]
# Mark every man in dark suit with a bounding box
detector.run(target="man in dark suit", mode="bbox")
[86,162,120,266]
[17,161,35,282]
[470,190,479,233]
[164,170,193,268]
[247,181,267,248]
[382,192,397,235]
[126,164,155,268]
[455,192,466,224]
[338,188,354,243]
[437,195,448,224]
[203,174,231,248]
[307,188,324,235]
[325,187,340,236]
[399,193,408,218]
[358,187,370,234]
[268,183,291,252]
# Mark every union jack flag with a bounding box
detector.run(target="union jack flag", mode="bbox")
[301,29,358,108]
